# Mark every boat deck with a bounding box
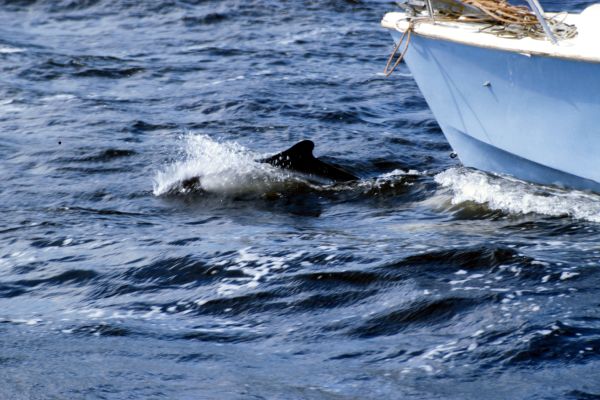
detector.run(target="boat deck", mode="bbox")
[382,9,600,63]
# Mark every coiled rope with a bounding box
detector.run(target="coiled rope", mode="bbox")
[460,0,538,25]
[438,0,577,40]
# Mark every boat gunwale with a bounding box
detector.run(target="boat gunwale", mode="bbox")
[381,12,600,65]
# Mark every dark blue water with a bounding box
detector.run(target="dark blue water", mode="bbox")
[2,1,600,398]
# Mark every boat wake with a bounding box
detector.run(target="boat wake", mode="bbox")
[434,167,600,222]
[154,137,600,222]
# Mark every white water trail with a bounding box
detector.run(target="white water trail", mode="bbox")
[434,167,600,222]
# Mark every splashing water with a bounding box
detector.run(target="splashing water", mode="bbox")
[435,167,600,222]
[153,135,306,197]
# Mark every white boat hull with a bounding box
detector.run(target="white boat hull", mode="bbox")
[386,14,600,191]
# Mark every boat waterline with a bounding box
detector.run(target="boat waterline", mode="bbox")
[445,125,600,192]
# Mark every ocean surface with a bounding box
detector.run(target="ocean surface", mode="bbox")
[1,0,600,398]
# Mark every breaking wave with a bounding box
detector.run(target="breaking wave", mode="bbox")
[435,167,600,222]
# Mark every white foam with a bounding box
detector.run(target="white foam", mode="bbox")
[379,169,423,179]
[559,271,580,280]
[434,167,600,222]
[214,247,300,296]
[42,94,76,102]
[338,168,422,193]
[210,75,245,86]
[153,134,302,196]
[0,46,24,54]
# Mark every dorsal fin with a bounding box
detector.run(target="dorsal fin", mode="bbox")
[286,140,315,157]
[262,140,315,168]
[259,140,358,182]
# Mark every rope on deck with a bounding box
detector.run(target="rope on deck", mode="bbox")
[437,0,577,40]
[384,0,577,77]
